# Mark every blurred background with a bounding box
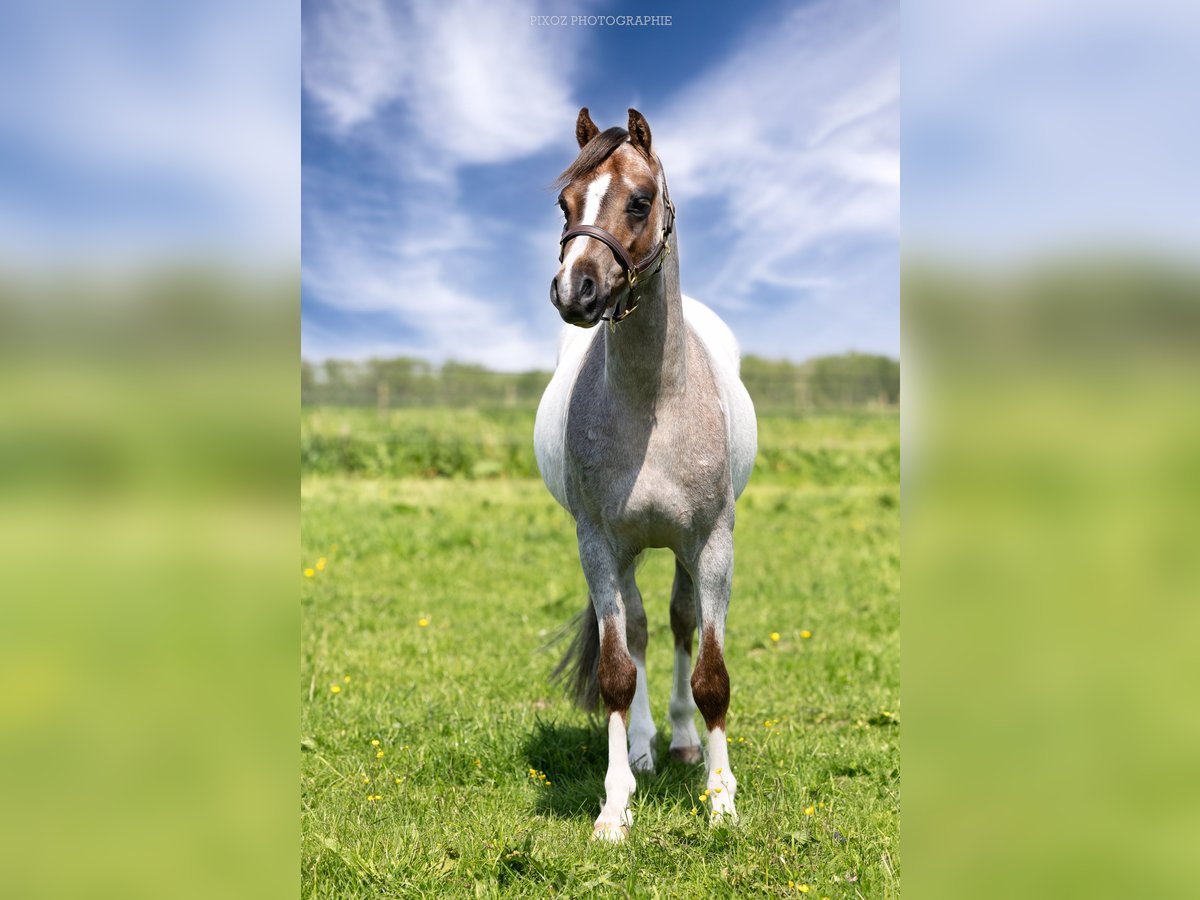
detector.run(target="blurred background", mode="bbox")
[0,2,297,898]
[903,1,1200,898]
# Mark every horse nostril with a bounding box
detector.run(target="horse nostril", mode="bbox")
[550,276,561,307]
[578,276,596,302]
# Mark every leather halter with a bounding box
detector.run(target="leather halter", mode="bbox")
[558,176,675,328]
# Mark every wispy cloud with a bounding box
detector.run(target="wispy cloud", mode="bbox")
[302,0,587,365]
[654,0,898,317]
[303,0,578,164]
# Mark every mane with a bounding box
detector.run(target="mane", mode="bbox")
[553,127,629,190]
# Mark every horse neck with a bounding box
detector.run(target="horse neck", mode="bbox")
[602,234,685,402]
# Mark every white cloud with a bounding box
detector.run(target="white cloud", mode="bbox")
[303,0,578,164]
[653,0,899,307]
[302,0,586,367]
[302,0,410,132]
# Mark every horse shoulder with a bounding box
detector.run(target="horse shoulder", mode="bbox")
[534,323,601,510]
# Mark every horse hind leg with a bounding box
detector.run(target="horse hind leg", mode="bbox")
[688,529,738,823]
[623,569,657,773]
[668,559,703,765]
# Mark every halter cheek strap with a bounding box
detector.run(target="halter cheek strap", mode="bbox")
[558,178,675,328]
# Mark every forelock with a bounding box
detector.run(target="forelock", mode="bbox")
[554,127,630,190]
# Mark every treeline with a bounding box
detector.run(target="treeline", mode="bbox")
[301,352,899,413]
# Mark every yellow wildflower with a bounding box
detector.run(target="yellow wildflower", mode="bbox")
[304,568,315,578]
[691,806,698,816]
[343,675,351,683]
[770,632,780,642]
[474,759,481,767]
[329,684,341,694]
[804,805,815,816]
[375,751,384,759]
[800,630,812,639]
[371,739,380,746]
[797,886,810,893]
[418,618,429,627]
[316,557,327,571]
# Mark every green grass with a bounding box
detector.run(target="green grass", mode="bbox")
[301,407,899,486]
[301,412,899,897]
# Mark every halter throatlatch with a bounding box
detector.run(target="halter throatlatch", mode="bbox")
[558,177,675,330]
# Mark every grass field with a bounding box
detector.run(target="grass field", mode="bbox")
[301,410,899,897]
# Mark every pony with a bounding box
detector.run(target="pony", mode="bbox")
[534,108,757,841]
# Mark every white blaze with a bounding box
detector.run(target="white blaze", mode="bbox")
[561,172,612,281]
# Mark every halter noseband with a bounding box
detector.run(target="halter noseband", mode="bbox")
[558,177,675,329]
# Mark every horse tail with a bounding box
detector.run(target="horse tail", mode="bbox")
[550,598,601,711]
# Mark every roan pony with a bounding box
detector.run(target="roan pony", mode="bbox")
[534,108,757,841]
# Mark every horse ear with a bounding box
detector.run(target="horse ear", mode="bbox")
[627,108,652,154]
[576,107,600,148]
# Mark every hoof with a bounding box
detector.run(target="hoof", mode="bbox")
[709,793,738,825]
[669,745,703,765]
[591,821,629,843]
[630,749,656,774]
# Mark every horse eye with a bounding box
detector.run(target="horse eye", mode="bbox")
[628,197,651,218]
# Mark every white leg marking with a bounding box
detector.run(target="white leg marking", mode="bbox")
[668,647,703,761]
[705,727,738,823]
[593,711,637,842]
[628,659,657,773]
[561,173,612,281]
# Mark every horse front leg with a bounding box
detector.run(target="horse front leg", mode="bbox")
[578,523,638,842]
[688,522,739,823]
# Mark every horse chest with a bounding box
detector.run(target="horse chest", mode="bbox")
[565,404,729,542]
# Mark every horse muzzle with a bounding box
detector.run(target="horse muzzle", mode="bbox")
[550,264,610,327]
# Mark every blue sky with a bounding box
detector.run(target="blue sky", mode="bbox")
[302,0,900,369]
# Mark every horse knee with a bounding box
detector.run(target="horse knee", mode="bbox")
[690,630,729,731]
[598,621,637,712]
